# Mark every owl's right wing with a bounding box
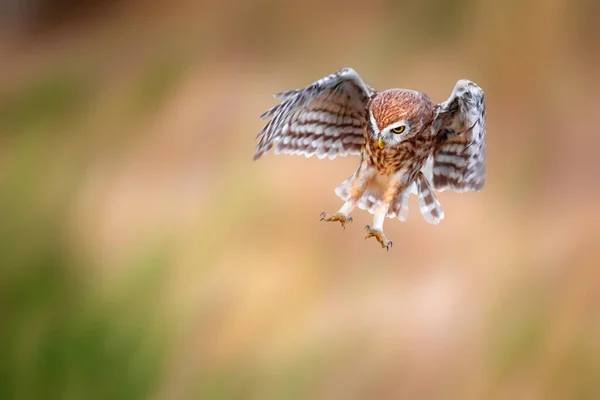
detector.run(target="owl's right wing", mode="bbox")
[253,68,374,161]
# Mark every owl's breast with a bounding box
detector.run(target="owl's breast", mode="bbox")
[364,134,434,177]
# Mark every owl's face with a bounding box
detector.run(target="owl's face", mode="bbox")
[368,89,435,149]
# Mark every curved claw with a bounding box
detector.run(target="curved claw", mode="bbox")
[320,212,353,229]
[364,225,393,251]
[385,241,393,252]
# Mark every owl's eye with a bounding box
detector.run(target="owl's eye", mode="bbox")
[392,126,406,134]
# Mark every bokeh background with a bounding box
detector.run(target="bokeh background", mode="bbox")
[1,0,599,398]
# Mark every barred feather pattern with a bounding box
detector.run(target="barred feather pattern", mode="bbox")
[416,173,444,224]
[431,80,486,192]
[253,68,374,161]
[335,176,415,221]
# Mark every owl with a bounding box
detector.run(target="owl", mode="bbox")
[253,68,486,250]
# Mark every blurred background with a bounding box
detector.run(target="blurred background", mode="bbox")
[1,0,599,398]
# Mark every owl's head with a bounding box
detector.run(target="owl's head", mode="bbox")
[368,89,435,149]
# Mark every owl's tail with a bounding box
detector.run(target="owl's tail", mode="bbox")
[334,174,444,224]
[334,178,411,221]
[415,173,444,225]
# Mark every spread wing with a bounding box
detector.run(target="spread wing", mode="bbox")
[429,80,486,192]
[253,68,374,161]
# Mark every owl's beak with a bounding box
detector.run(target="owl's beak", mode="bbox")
[378,137,384,149]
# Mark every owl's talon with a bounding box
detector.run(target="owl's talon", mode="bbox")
[320,212,352,229]
[365,226,392,251]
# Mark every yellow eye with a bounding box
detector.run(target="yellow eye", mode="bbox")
[392,126,405,134]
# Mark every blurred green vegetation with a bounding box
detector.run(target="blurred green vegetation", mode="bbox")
[0,104,169,399]
[0,208,169,399]
[0,69,92,136]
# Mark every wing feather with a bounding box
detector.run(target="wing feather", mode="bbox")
[430,80,486,192]
[253,68,374,161]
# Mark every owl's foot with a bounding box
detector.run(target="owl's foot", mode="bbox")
[320,212,353,229]
[365,225,393,251]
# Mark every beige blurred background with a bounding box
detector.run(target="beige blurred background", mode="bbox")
[1,0,599,398]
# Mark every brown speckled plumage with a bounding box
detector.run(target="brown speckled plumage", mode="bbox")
[365,132,432,176]
[365,90,435,176]
[370,90,435,133]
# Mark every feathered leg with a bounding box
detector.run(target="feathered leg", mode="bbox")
[365,205,393,250]
[365,171,410,251]
[321,161,375,228]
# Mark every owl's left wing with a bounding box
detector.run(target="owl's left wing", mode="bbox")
[429,80,486,192]
[253,68,374,161]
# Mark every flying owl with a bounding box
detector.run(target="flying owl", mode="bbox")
[253,68,486,250]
